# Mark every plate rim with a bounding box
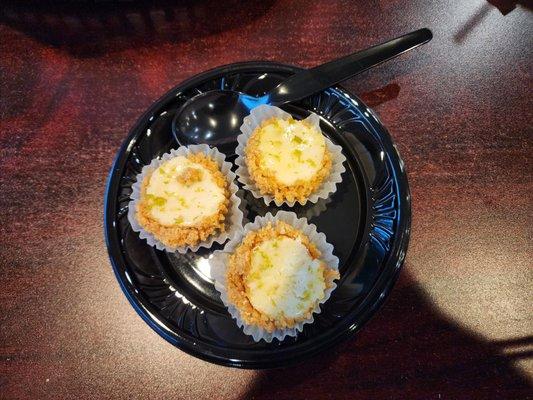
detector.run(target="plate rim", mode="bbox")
[104,61,411,368]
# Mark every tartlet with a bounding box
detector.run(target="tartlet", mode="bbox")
[136,152,230,248]
[245,116,333,204]
[225,220,339,333]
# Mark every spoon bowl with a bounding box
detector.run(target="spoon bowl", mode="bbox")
[173,90,267,153]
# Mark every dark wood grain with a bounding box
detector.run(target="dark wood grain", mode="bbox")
[0,1,531,399]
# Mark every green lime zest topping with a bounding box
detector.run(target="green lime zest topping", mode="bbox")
[146,194,167,208]
[257,250,273,270]
[266,153,280,161]
[292,149,303,161]
[158,166,171,177]
[291,135,303,144]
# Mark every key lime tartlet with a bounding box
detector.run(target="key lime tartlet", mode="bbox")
[236,105,346,207]
[210,211,339,342]
[136,152,229,248]
[245,116,332,204]
[128,145,243,253]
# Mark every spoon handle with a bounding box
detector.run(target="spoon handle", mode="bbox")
[268,28,432,106]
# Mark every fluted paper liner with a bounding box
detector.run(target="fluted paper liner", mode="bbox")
[127,144,243,254]
[235,104,346,207]
[209,211,339,342]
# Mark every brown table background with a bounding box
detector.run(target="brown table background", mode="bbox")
[1,1,532,399]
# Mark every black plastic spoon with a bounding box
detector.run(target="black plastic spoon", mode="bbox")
[172,28,432,154]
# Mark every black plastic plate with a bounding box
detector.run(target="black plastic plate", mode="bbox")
[104,62,411,369]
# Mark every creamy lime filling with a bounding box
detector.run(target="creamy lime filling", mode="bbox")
[144,156,224,226]
[245,236,326,319]
[256,118,326,185]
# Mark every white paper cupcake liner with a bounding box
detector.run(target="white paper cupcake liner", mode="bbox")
[209,210,339,343]
[127,144,243,254]
[235,104,347,207]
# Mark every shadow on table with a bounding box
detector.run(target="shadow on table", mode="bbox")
[242,270,532,399]
[0,0,276,58]
[454,0,532,43]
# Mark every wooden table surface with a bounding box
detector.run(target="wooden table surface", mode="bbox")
[1,1,532,399]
